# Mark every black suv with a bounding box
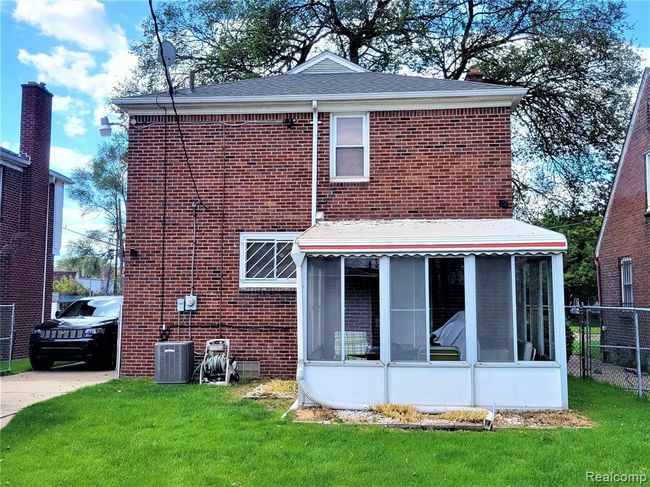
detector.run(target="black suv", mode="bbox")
[29,296,123,370]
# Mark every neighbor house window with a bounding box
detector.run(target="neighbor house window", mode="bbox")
[330,114,369,181]
[620,257,633,306]
[239,232,300,288]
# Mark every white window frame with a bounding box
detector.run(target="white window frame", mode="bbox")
[329,113,370,182]
[620,256,633,306]
[645,152,650,213]
[239,232,300,288]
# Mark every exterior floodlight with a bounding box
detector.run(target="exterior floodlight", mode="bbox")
[99,116,112,137]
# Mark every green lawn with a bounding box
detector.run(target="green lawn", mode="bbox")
[0,358,31,376]
[1,379,648,487]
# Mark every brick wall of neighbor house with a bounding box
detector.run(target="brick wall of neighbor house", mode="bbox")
[598,75,650,309]
[0,83,54,357]
[120,107,513,377]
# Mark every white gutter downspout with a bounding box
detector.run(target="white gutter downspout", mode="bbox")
[41,177,53,322]
[311,100,318,225]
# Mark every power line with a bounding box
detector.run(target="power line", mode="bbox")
[63,226,115,247]
[148,0,206,209]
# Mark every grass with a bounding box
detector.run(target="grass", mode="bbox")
[0,358,31,376]
[372,403,425,423]
[1,379,648,487]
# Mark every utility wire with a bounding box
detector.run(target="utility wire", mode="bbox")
[148,0,206,209]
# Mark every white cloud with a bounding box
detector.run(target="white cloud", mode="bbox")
[13,0,127,53]
[63,116,86,137]
[1,140,20,153]
[49,145,91,175]
[14,1,137,124]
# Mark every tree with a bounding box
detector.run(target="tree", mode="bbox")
[67,134,127,292]
[125,0,640,215]
[56,230,113,276]
[534,211,602,304]
[52,275,90,296]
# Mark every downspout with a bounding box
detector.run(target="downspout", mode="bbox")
[594,256,602,305]
[41,177,53,322]
[311,100,318,225]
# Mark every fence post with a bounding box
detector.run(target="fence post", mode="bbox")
[633,309,642,398]
[586,309,592,378]
[580,308,586,378]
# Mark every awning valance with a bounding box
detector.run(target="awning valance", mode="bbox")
[296,219,567,256]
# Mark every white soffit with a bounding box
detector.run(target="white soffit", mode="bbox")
[296,219,568,255]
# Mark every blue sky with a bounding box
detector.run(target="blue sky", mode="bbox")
[0,0,649,253]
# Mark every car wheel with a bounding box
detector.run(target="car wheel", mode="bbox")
[30,355,53,371]
[86,357,115,370]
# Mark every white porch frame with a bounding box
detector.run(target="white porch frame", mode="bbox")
[291,247,568,410]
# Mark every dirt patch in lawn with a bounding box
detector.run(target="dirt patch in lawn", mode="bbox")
[294,407,594,430]
[495,410,594,429]
[242,380,297,400]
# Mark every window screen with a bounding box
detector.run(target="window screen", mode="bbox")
[476,256,514,362]
[515,256,554,361]
[306,258,342,361]
[343,258,379,360]
[390,257,427,361]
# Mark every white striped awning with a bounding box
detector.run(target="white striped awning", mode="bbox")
[296,219,567,256]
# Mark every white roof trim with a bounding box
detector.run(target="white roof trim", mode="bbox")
[296,219,567,256]
[0,148,30,171]
[114,87,525,106]
[287,52,368,75]
[49,169,73,184]
[596,68,649,257]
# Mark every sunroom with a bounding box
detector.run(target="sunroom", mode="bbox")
[290,219,569,411]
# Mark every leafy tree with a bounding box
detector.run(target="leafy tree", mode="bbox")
[534,211,602,304]
[67,134,127,291]
[55,230,113,279]
[52,275,90,296]
[125,0,640,214]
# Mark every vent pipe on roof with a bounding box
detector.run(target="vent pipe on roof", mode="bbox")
[189,71,196,92]
[464,66,484,83]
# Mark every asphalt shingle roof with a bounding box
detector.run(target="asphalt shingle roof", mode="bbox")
[125,72,512,100]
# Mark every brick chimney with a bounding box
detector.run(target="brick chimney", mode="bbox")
[464,66,484,83]
[19,81,53,231]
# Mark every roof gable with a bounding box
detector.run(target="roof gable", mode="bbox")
[286,52,368,75]
[596,68,650,257]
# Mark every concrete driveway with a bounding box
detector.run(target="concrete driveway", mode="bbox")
[0,363,114,428]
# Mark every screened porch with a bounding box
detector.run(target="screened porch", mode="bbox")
[291,219,569,410]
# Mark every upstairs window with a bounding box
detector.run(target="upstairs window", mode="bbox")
[620,257,633,306]
[330,114,369,182]
[239,233,300,288]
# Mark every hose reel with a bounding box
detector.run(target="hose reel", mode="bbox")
[199,339,239,385]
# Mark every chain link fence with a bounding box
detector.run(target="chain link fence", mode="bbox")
[0,304,16,373]
[567,305,650,397]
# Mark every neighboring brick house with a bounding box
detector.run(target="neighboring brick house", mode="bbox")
[0,82,71,358]
[596,68,650,354]
[114,53,569,409]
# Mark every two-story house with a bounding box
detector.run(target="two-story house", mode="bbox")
[1,82,71,360]
[596,68,650,356]
[113,52,568,410]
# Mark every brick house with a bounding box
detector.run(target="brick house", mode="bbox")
[113,52,569,409]
[0,82,71,358]
[595,68,650,355]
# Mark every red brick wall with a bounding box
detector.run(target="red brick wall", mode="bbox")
[598,70,650,308]
[121,108,513,377]
[0,83,54,357]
